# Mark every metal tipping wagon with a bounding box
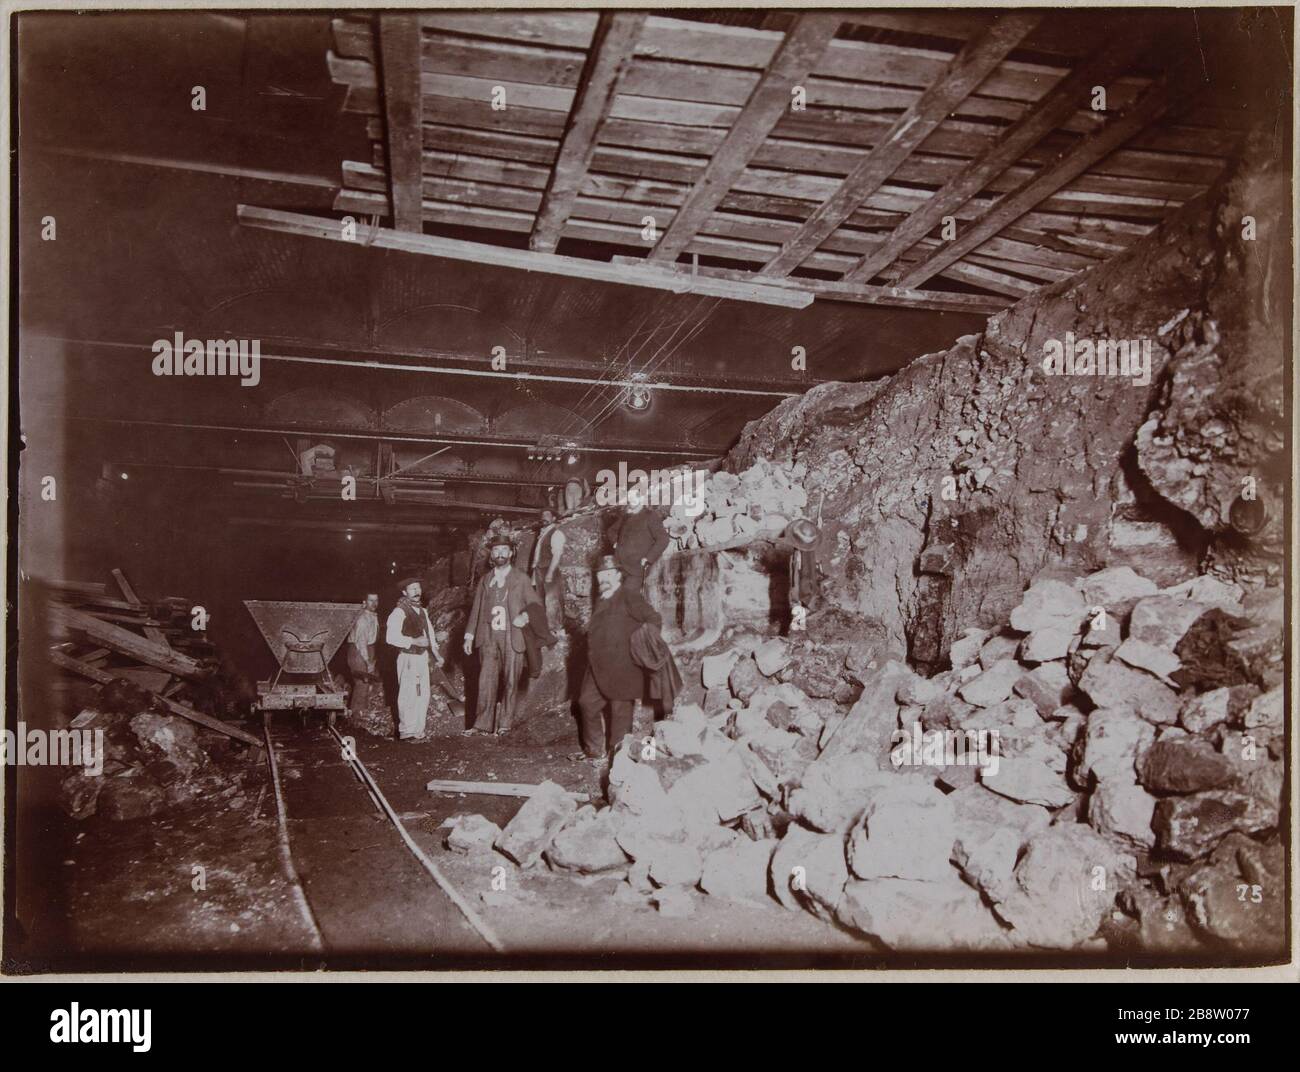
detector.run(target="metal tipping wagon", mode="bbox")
[244,600,361,728]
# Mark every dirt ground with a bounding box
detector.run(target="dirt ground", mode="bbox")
[17,709,872,970]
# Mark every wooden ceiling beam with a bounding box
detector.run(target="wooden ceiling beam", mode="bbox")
[236,204,812,309]
[837,10,1098,59]
[759,11,1041,278]
[842,20,1155,284]
[646,13,842,265]
[341,79,1239,171]
[899,70,1204,289]
[531,11,645,253]
[378,14,425,231]
[338,15,1115,105]
[609,257,1010,315]
[327,44,1152,136]
[332,185,1055,292]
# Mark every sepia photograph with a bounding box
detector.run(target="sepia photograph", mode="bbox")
[3,0,1295,999]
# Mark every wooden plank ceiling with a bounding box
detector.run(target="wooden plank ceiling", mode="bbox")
[268,8,1246,313]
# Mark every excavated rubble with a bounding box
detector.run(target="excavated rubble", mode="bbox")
[446,562,1282,954]
[58,689,249,823]
[443,137,1287,958]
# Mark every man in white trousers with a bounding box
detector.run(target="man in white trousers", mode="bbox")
[385,577,442,741]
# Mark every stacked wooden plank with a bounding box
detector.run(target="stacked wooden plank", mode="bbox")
[316,10,1246,308]
[46,572,261,748]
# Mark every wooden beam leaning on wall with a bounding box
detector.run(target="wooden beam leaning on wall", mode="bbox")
[647,13,842,265]
[378,13,424,231]
[759,11,1042,279]
[530,11,645,253]
[841,19,1156,285]
[898,65,1211,289]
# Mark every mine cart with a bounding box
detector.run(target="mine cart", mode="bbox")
[244,600,361,728]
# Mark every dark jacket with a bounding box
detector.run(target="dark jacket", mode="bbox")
[466,566,538,654]
[609,508,670,578]
[630,622,683,708]
[587,585,662,700]
[522,600,556,679]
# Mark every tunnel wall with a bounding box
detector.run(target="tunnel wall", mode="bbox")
[730,133,1289,670]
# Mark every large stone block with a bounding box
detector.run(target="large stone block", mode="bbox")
[754,638,792,677]
[769,824,826,911]
[846,782,956,882]
[1243,686,1282,729]
[837,873,1014,951]
[1020,627,1074,664]
[959,659,1024,708]
[1009,579,1088,633]
[818,660,911,761]
[948,627,990,671]
[1013,662,1074,718]
[1088,779,1157,849]
[978,633,1022,670]
[655,719,705,758]
[993,823,1135,949]
[775,827,849,922]
[1153,791,1278,860]
[646,841,704,888]
[701,651,739,689]
[785,755,899,833]
[1177,687,1232,734]
[445,813,503,855]
[950,784,1051,902]
[1078,649,1180,724]
[700,838,778,903]
[729,655,765,702]
[495,781,578,868]
[1078,566,1158,607]
[980,756,1075,808]
[547,806,629,874]
[1139,738,1238,794]
[1127,595,1208,651]
[1078,707,1155,785]
[1115,638,1181,682]
[1177,836,1285,954]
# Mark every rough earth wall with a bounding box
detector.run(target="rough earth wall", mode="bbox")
[731,135,1289,671]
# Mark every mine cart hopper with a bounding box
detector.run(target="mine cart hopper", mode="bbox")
[244,600,360,728]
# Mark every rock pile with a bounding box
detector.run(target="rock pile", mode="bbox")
[59,699,246,822]
[663,459,808,550]
[448,564,1283,955]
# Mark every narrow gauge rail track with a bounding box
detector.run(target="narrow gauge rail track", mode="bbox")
[262,714,505,957]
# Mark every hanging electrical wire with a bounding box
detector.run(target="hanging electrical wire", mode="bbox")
[569,294,723,442]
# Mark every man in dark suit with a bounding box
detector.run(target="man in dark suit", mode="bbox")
[608,485,669,592]
[573,555,662,761]
[462,536,538,736]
